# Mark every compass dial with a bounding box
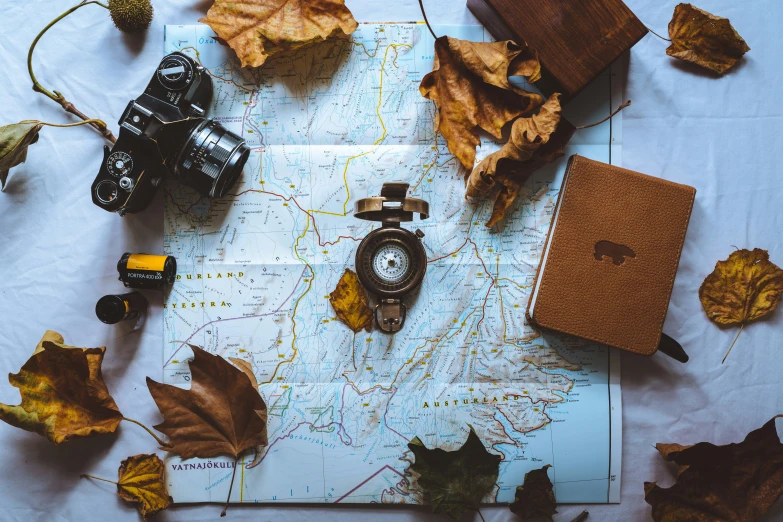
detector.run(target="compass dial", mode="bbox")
[372,243,411,284]
[107,152,133,178]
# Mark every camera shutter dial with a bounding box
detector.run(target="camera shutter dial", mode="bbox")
[156,54,194,91]
[107,151,133,178]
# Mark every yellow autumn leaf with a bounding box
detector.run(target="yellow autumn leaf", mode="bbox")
[200,0,359,68]
[0,332,123,443]
[420,36,544,170]
[117,454,173,520]
[667,3,750,74]
[699,248,783,362]
[329,268,373,333]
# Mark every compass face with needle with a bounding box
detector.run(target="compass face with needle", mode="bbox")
[372,243,411,284]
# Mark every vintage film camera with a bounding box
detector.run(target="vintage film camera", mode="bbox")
[91,52,250,214]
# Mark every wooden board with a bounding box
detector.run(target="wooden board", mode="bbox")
[467,0,648,100]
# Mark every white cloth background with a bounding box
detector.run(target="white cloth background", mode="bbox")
[1,0,781,521]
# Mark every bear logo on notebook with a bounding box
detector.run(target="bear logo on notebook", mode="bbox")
[594,240,636,266]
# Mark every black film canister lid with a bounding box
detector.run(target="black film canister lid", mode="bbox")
[96,295,128,324]
[96,292,148,325]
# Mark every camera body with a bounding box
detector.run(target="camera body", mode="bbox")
[91,52,249,214]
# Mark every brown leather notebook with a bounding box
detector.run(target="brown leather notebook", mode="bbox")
[526,156,696,356]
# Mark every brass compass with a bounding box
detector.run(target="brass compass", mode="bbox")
[355,182,429,333]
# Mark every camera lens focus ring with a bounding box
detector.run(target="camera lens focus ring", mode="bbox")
[176,120,250,198]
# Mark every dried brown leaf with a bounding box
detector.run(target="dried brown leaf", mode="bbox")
[509,464,557,521]
[0,121,43,190]
[645,416,783,522]
[117,454,172,521]
[200,0,358,68]
[667,3,750,74]
[329,268,373,333]
[467,94,575,227]
[0,332,122,444]
[147,345,268,459]
[421,36,544,170]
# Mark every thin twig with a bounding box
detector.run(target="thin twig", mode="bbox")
[80,473,117,485]
[221,455,240,517]
[27,0,116,142]
[121,417,170,447]
[476,508,486,522]
[576,100,632,130]
[418,0,438,40]
[722,323,745,364]
[646,26,672,42]
[20,119,108,129]
[570,510,590,522]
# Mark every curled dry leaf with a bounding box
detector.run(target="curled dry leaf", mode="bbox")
[0,121,43,190]
[407,425,501,519]
[420,36,544,170]
[667,3,750,75]
[200,0,358,68]
[117,454,173,520]
[329,268,373,333]
[0,331,122,444]
[509,464,557,521]
[699,248,783,362]
[467,94,575,227]
[645,416,783,522]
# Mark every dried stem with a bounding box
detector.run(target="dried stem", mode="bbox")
[80,473,117,485]
[576,100,632,130]
[646,26,672,42]
[27,0,116,143]
[221,455,240,517]
[476,508,486,522]
[418,0,438,40]
[570,511,590,522]
[722,323,745,364]
[21,119,109,129]
[121,417,170,447]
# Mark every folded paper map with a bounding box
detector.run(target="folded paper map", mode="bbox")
[162,23,622,505]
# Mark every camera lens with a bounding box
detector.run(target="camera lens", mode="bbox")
[175,119,250,198]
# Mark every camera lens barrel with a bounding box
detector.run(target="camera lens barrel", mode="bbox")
[176,119,250,198]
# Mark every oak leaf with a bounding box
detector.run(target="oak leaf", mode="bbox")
[420,36,544,170]
[467,94,575,227]
[200,0,358,68]
[329,268,373,332]
[407,425,501,519]
[0,332,122,444]
[645,416,783,522]
[147,345,268,459]
[667,3,750,74]
[509,465,557,521]
[0,121,43,190]
[699,248,783,362]
[117,454,173,520]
